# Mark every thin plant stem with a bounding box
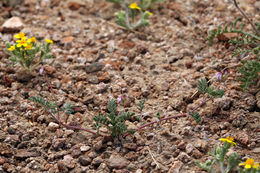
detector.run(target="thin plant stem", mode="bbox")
[232,0,260,36]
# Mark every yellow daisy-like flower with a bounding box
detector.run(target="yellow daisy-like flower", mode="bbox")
[239,158,259,169]
[16,37,28,48]
[219,136,237,146]
[45,39,53,44]
[8,45,15,51]
[129,2,141,10]
[25,43,32,50]
[27,37,36,43]
[14,32,25,39]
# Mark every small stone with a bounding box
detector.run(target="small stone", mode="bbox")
[252,147,260,153]
[88,76,99,84]
[98,72,110,83]
[62,155,75,169]
[62,36,75,50]
[57,161,68,173]
[168,160,183,173]
[0,157,7,165]
[80,145,90,152]
[185,143,194,155]
[52,138,66,150]
[94,140,103,151]
[194,139,208,152]
[86,62,104,73]
[236,132,249,145]
[136,169,142,173]
[44,66,56,75]
[79,156,92,166]
[107,154,130,169]
[177,152,190,163]
[15,149,39,159]
[67,1,83,10]
[192,149,203,159]
[2,17,24,32]
[123,143,137,151]
[48,122,59,132]
[92,156,104,166]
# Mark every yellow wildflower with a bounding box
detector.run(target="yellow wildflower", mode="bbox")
[129,3,141,10]
[45,39,53,44]
[146,11,153,16]
[8,45,15,51]
[27,37,36,43]
[219,136,237,146]
[239,158,259,169]
[14,32,25,39]
[25,43,32,50]
[16,37,28,48]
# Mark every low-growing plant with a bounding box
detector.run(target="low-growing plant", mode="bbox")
[114,2,153,30]
[196,137,240,173]
[107,0,165,10]
[208,0,260,91]
[196,137,260,173]
[93,98,136,138]
[5,32,53,73]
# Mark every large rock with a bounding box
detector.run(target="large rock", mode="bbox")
[107,154,129,169]
[2,17,24,32]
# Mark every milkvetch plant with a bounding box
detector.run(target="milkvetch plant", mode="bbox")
[5,32,53,73]
[208,0,259,91]
[106,0,165,10]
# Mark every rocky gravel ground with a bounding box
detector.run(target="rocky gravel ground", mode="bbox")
[0,0,259,172]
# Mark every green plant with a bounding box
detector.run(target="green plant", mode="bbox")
[106,0,165,10]
[207,0,260,91]
[114,2,153,30]
[5,32,53,73]
[93,99,135,138]
[196,137,240,173]
[30,95,98,135]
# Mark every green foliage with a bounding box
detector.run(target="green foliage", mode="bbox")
[5,33,53,73]
[207,16,260,91]
[93,99,135,138]
[198,78,225,98]
[138,99,146,112]
[196,140,240,173]
[238,60,260,91]
[114,8,152,30]
[29,95,74,115]
[189,111,201,123]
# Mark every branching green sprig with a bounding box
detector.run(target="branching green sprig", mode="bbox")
[196,137,240,173]
[114,2,153,30]
[5,32,53,73]
[93,99,135,138]
[208,0,260,91]
[30,95,98,135]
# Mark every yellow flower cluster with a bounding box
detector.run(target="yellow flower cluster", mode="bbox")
[239,158,259,169]
[128,2,153,16]
[8,32,53,52]
[219,136,237,146]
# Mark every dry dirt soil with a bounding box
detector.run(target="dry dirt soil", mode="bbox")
[0,0,259,172]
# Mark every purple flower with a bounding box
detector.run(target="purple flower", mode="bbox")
[217,72,222,80]
[39,66,44,75]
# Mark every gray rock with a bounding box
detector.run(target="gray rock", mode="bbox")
[88,76,99,84]
[86,62,104,73]
[79,156,92,166]
[92,156,104,166]
[168,160,183,173]
[2,17,24,32]
[177,152,190,163]
[107,154,129,169]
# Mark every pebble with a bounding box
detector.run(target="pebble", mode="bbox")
[168,160,183,173]
[88,76,99,84]
[48,122,59,132]
[177,152,190,163]
[62,155,75,169]
[80,145,90,152]
[2,17,24,32]
[79,156,92,166]
[92,156,104,166]
[15,149,39,159]
[107,154,130,169]
[85,62,104,73]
